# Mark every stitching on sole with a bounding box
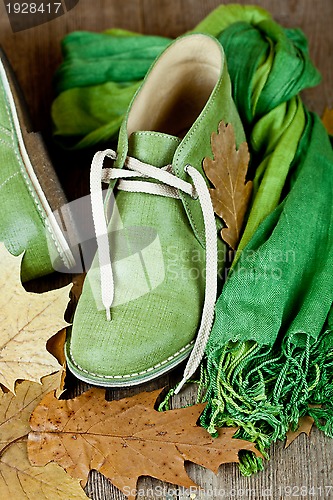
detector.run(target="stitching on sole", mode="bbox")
[68,339,194,379]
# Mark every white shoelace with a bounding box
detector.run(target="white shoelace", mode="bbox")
[90,148,218,392]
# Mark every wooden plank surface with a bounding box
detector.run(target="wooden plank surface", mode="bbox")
[1,0,333,498]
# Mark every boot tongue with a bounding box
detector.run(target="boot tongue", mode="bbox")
[128,131,181,167]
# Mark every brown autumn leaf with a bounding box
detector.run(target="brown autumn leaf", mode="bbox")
[285,415,315,448]
[322,107,333,135]
[203,121,252,250]
[0,371,87,499]
[28,388,262,500]
[46,328,67,398]
[46,329,67,367]
[71,273,87,303]
[0,243,71,392]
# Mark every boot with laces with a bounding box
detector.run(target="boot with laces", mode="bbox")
[66,34,245,389]
[0,49,76,281]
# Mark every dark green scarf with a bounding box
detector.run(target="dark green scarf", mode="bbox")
[52,4,333,472]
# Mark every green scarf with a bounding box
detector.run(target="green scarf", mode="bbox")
[52,4,333,472]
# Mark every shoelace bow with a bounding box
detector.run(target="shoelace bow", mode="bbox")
[90,148,218,392]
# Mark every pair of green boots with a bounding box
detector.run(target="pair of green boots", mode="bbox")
[0,34,245,389]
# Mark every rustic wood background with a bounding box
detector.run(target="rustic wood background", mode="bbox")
[1,0,333,498]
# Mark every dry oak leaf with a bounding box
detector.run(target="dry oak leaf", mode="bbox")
[203,121,252,250]
[71,273,87,303]
[46,328,67,368]
[0,243,71,392]
[0,372,87,499]
[322,107,333,135]
[28,388,262,500]
[285,415,315,448]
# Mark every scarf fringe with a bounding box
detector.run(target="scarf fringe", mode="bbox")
[200,328,333,474]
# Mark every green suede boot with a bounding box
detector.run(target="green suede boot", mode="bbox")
[66,34,245,388]
[0,49,76,281]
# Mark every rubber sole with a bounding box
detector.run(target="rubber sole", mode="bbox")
[65,334,193,387]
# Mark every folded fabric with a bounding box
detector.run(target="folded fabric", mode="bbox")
[52,3,333,473]
[201,111,333,470]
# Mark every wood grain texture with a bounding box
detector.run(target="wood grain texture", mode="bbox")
[0,0,332,498]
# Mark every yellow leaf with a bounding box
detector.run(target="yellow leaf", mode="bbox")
[0,373,87,499]
[203,122,252,250]
[0,243,71,392]
[0,372,63,453]
[0,442,87,499]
